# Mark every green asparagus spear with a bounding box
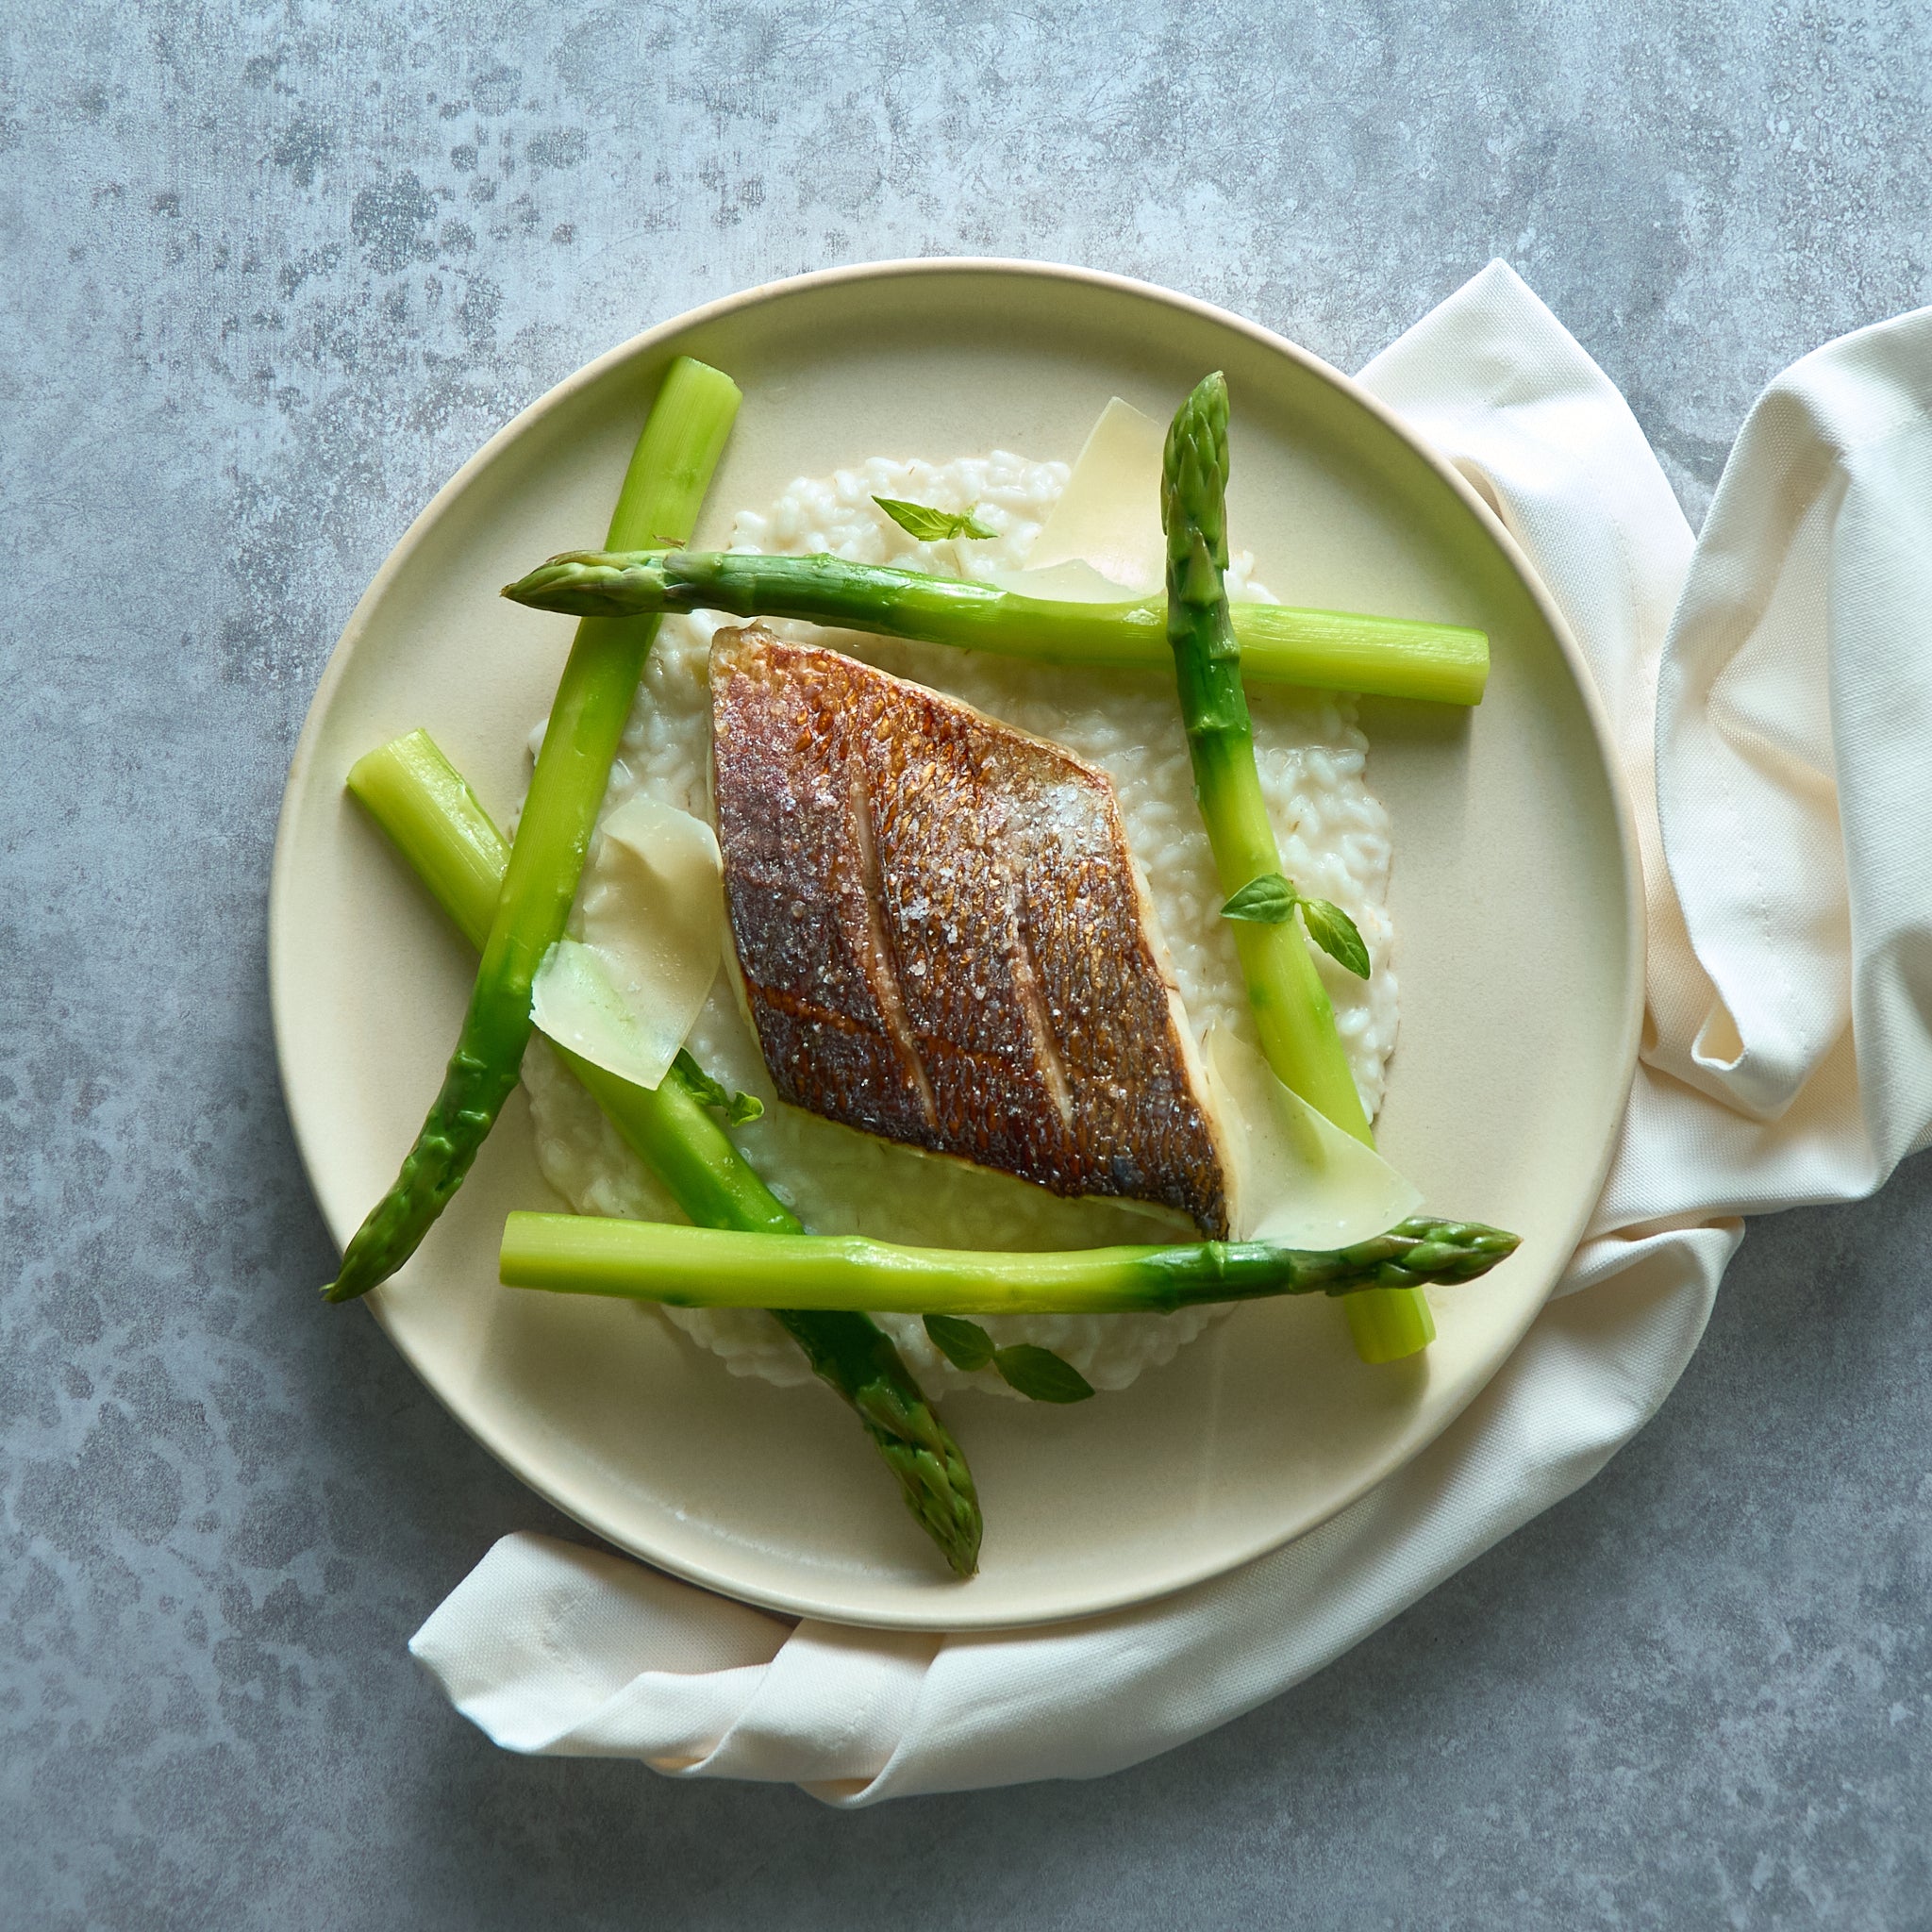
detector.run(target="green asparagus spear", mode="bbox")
[325,358,741,1306]
[341,727,508,943]
[501,549,1490,707]
[1161,374,1436,1365]
[496,1213,1522,1315]
[344,728,983,1576]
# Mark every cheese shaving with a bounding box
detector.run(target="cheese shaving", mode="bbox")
[530,795,724,1091]
[1204,1027,1420,1249]
[978,559,1146,606]
[1024,396,1169,594]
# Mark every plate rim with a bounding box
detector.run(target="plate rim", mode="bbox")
[271,257,1646,1630]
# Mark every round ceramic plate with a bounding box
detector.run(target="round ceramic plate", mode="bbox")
[272,260,1641,1631]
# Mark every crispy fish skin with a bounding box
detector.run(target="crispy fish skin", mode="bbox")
[710,627,1231,1235]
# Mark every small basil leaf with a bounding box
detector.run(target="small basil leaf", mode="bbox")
[1299,898,1372,978]
[671,1048,765,1123]
[671,1048,726,1106]
[993,1343,1096,1404]
[873,495,997,542]
[924,1313,996,1373]
[1221,873,1298,924]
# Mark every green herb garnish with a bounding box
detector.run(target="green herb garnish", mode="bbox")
[924,1313,996,1373]
[992,1343,1096,1404]
[873,496,996,542]
[924,1315,1095,1403]
[670,1048,765,1125]
[1297,898,1371,979]
[1220,872,1371,979]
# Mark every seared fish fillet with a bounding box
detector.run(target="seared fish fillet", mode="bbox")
[710,627,1231,1235]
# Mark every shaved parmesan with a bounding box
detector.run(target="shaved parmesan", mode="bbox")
[1205,1027,1421,1249]
[979,559,1147,606]
[1026,396,1168,594]
[530,795,724,1091]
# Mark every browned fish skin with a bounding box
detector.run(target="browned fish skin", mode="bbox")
[710,627,1231,1235]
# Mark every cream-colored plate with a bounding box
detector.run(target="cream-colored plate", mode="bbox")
[272,261,1641,1631]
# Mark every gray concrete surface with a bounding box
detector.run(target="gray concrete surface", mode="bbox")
[4,2,1930,1925]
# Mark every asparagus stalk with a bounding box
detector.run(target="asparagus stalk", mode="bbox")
[1161,374,1436,1365]
[501,550,1490,707]
[496,1213,1522,1315]
[342,728,508,943]
[344,728,983,1576]
[325,358,741,1306]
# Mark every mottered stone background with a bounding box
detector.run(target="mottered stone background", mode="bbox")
[3,3,1929,1925]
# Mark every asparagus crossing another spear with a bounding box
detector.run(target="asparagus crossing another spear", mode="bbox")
[345,728,983,1576]
[495,1214,1522,1315]
[500,549,1491,707]
[1161,374,1441,1365]
[325,358,741,1305]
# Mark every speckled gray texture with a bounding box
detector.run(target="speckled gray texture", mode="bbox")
[3,3,1929,1925]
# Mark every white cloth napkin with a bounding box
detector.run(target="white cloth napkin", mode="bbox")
[410,261,1932,1803]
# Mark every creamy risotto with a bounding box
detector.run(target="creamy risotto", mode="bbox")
[521,449,1399,1396]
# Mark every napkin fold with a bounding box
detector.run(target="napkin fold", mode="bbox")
[410,262,1932,1803]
